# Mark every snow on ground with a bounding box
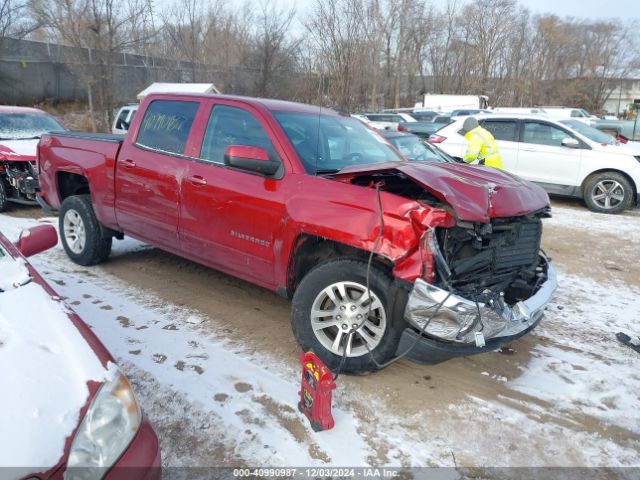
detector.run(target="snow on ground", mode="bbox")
[1,206,639,468]
[546,203,640,243]
[0,252,111,473]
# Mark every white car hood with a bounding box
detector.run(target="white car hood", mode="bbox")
[0,138,39,157]
[0,254,112,476]
[591,142,640,156]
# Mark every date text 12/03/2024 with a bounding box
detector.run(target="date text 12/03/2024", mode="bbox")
[232,468,400,478]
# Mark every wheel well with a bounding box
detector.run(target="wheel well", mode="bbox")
[57,172,90,202]
[582,169,638,200]
[286,235,393,297]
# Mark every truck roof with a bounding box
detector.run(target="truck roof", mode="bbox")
[144,93,341,116]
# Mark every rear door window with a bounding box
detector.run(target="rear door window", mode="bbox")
[136,100,199,155]
[480,119,518,141]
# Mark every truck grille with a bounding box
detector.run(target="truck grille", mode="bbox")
[437,217,543,297]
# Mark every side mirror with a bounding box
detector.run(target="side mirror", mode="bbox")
[16,224,58,257]
[224,145,279,176]
[561,138,580,148]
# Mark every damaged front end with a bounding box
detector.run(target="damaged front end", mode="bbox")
[334,162,556,364]
[0,160,40,204]
[401,210,557,364]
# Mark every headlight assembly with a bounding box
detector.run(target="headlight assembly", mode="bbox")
[64,369,141,480]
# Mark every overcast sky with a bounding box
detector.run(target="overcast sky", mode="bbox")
[278,0,639,23]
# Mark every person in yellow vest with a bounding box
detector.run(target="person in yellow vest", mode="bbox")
[461,117,503,169]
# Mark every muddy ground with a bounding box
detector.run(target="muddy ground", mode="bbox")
[6,198,640,469]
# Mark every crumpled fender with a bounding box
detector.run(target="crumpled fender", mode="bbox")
[279,175,456,286]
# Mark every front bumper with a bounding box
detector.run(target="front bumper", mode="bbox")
[399,257,557,364]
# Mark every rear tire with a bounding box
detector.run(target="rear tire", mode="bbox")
[583,172,633,214]
[0,180,9,212]
[59,195,112,265]
[291,259,405,374]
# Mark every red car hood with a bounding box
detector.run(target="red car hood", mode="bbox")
[336,161,549,222]
[0,139,38,162]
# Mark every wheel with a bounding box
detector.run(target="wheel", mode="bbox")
[59,195,112,265]
[583,172,633,214]
[0,179,9,212]
[291,259,405,374]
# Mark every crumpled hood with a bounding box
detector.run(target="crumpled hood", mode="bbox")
[337,162,550,223]
[0,139,38,161]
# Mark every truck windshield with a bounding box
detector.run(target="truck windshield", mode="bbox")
[273,112,403,174]
[0,113,65,140]
[561,120,617,145]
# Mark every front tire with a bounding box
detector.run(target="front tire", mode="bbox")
[0,179,9,212]
[291,259,405,374]
[583,172,633,214]
[59,195,112,265]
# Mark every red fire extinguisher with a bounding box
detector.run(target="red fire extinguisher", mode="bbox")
[298,352,336,432]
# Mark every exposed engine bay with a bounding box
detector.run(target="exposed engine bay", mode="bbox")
[348,171,448,208]
[0,161,39,204]
[433,212,550,305]
[348,170,550,308]
[346,168,556,347]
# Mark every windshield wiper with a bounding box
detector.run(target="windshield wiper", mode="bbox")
[316,168,342,174]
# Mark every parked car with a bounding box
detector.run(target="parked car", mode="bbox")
[381,130,451,163]
[38,93,557,373]
[0,106,66,211]
[434,114,640,213]
[592,119,640,143]
[0,225,160,478]
[432,115,453,126]
[397,121,445,139]
[492,107,548,115]
[409,110,439,121]
[359,112,416,130]
[538,106,598,124]
[450,109,493,118]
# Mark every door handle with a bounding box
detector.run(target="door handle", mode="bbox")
[187,175,207,186]
[121,159,136,168]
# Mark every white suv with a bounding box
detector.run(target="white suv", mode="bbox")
[433,114,640,214]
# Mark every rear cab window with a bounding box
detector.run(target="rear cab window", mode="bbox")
[136,100,199,155]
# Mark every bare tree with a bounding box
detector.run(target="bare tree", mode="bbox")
[250,0,298,97]
[29,0,154,129]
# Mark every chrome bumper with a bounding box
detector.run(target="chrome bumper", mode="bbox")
[404,257,557,345]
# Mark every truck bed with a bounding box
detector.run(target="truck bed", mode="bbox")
[37,131,125,228]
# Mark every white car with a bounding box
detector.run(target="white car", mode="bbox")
[357,112,416,131]
[433,114,640,214]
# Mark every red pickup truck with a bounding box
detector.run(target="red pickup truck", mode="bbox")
[37,93,557,373]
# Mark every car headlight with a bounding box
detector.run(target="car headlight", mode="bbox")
[64,370,141,480]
